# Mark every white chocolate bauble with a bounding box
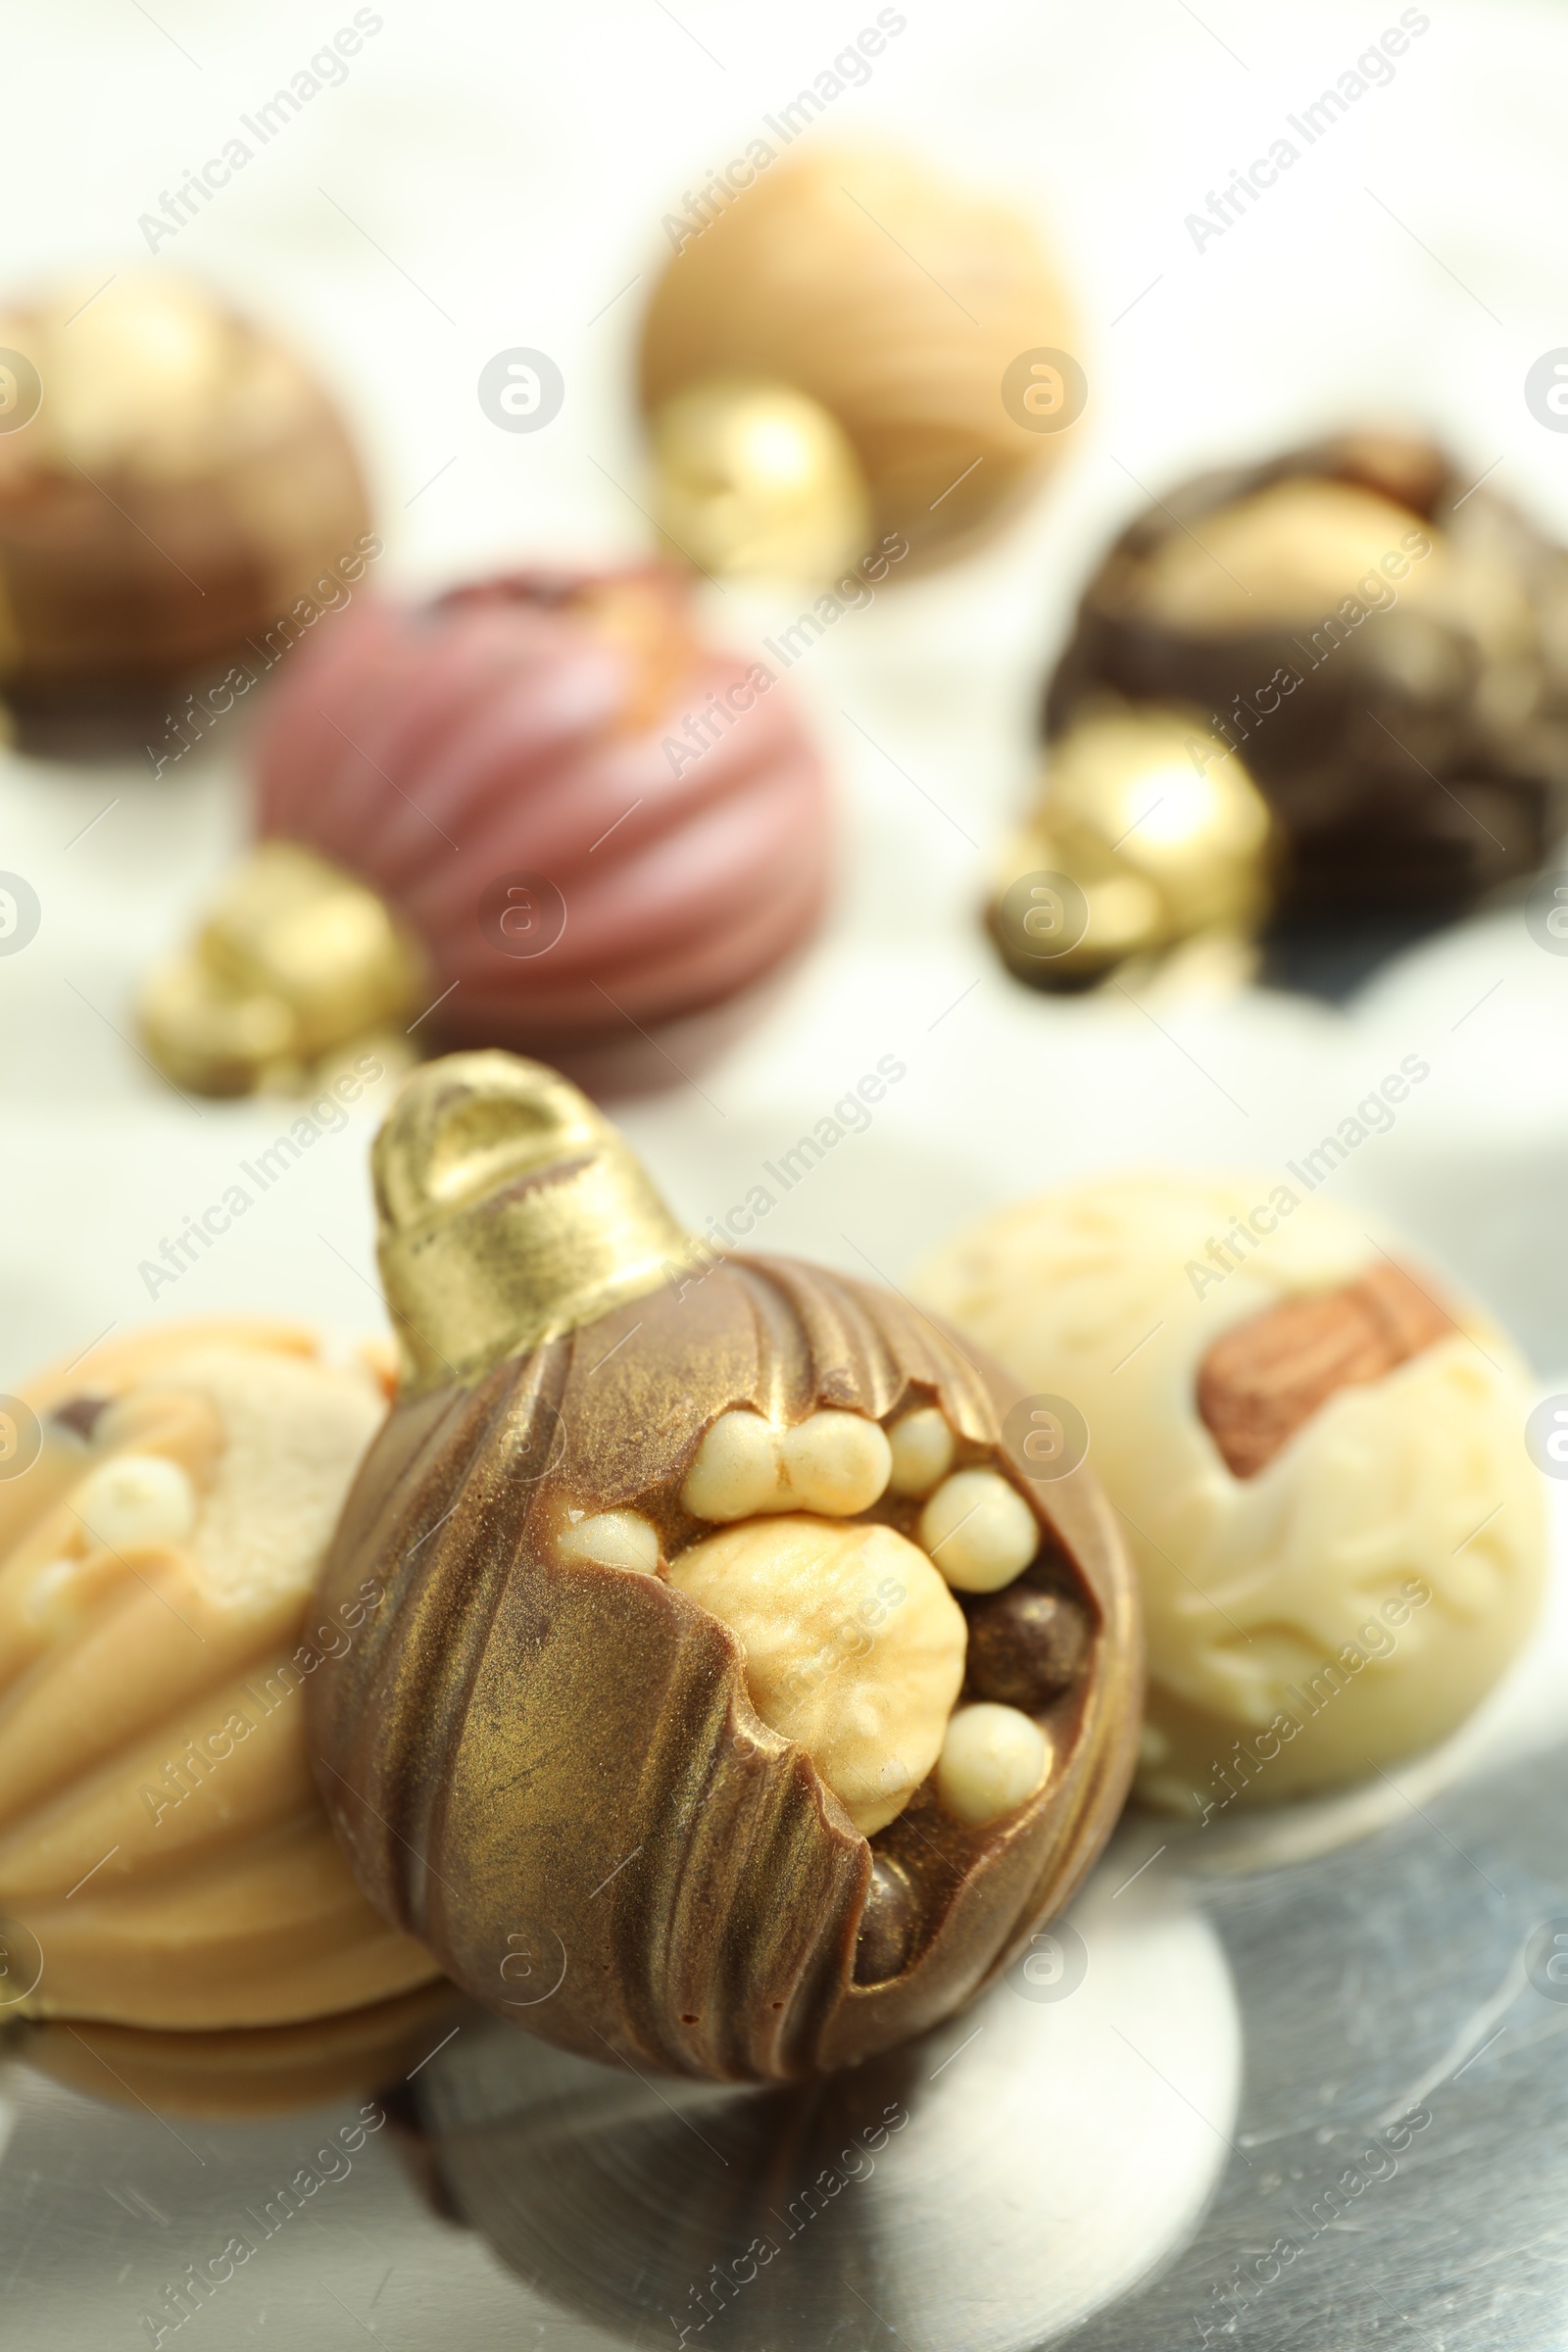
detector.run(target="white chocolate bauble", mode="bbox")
[916,1170,1545,1811]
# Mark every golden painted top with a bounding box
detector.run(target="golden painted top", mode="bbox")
[373,1053,691,1394]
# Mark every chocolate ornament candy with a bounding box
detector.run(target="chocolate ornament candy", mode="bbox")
[1045,432,1568,927]
[0,1321,440,2028]
[989,705,1275,989]
[253,566,831,1095]
[917,1171,1546,1815]
[139,842,429,1098]
[308,1053,1140,2082]
[641,148,1079,576]
[0,273,373,751]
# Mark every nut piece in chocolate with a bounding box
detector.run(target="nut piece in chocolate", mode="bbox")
[1042,432,1568,926]
[308,1053,1142,2082]
[916,1169,1546,1812]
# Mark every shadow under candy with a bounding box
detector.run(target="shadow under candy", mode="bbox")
[408,1867,1241,2352]
[417,2022,929,2348]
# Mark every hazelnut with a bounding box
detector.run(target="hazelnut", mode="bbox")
[667,1516,965,1835]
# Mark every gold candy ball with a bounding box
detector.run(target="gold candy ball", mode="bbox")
[648,378,871,586]
[990,706,1275,988]
[138,842,429,1098]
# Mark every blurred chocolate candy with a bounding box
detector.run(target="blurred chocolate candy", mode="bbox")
[641,148,1079,574]
[139,842,427,1097]
[249,565,833,1095]
[1045,433,1568,923]
[0,272,372,751]
[989,705,1274,988]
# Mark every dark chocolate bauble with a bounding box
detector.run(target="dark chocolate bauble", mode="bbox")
[1044,432,1568,920]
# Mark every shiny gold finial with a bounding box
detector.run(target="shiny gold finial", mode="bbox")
[989,705,1275,990]
[374,1052,692,1395]
[138,842,429,1098]
[648,377,871,585]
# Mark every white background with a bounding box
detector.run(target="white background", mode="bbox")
[5,0,1568,1385]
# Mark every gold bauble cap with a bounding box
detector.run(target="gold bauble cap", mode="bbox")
[374,1052,692,1395]
[991,705,1275,988]
[648,377,871,585]
[138,842,429,1098]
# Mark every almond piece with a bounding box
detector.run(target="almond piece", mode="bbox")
[1198,1259,1453,1479]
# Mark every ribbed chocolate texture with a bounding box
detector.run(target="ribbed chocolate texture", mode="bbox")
[253,567,831,1075]
[309,1257,1141,2082]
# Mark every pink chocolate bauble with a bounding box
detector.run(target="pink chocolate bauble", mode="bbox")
[252,568,832,1071]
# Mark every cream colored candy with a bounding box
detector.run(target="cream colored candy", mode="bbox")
[937,1703,1051,1824]
[680,1409,780,1521]
[557,1510,660,1573]
[915,1171,1547,1809]
[780,1412,891,1514]
[667,1516,965,1834]
[887,1406,956,1498]
[0,1324,438,2031]
[74,1453,197,1554]
[681,1408,891,1522]
[919,1469,1038,1593]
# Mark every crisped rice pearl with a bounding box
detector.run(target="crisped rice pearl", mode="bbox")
[918,1468,1038,1592]
[681,1411,781,1521]
[74,1453,197,1554]
[780,1411,891,1515]
[886,1405,956,1498]
[937,1703,1050,1824]
[557,1510,661,1573]
[682,1408,893,1522]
